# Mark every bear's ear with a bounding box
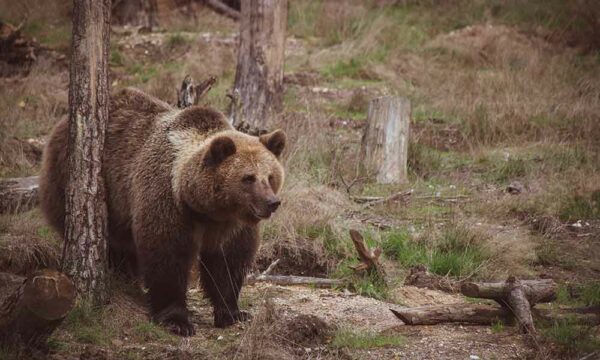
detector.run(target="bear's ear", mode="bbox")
[205,136,236,166]
[259,129,286,158]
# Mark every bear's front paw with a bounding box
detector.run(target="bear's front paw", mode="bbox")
[154,306,196,337]
[164,317,196,337]
[214,309,252,328]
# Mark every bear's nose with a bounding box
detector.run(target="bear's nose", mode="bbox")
[268,199,281,213]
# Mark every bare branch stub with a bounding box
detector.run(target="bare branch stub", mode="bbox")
[177,75,217,109]
[348,229,386,285]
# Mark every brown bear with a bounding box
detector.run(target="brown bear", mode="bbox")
[39,88,286,336]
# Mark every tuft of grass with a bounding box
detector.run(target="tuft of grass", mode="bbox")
[63,302,113,345]
[331,328,405,349]
[131,321,174,343]
[383,225,489,278]
[580,282,600,307]
[491,319,505,333]
[322,59,369,80]
[559,191,600,222]
[541,318,600,355]
[167,32,188,48]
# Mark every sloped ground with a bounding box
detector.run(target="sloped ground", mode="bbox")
[1,0,600,359]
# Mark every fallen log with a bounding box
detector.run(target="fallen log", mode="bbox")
[507,278,536,334]
[0,269,76,351]
[391,304,599,327]
[247,274,343,288]
[461,278,556,305]
[246,259,342,288]
[0,176,39,214]
[390,304,511,325]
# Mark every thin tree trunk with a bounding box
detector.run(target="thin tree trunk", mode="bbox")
[63,0,111,305]
[112,0,158,29]
[230,0,287,128]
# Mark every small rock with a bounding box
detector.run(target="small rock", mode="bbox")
[506,181,524,194]
[470,355,480,360]
[217,335,224,341]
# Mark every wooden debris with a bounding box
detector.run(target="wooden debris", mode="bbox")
[205,0,241,20]
[0,176,39,214]
[404,265,461,293]
[246,274,343,288]
[246,259,342,288]
[348,230,387,285]
[0,269,76,351]
[352,189,413,207]
[395,276,562,335]
[390,304,511,325]
[460,278,556,305]
[177,75,217,108]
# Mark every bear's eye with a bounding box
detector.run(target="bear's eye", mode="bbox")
[242,174,256,184]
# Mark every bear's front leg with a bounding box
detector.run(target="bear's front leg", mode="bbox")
[199,225,259,328]
[138,233,197,336]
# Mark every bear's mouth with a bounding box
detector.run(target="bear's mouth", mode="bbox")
[250,206,271,220]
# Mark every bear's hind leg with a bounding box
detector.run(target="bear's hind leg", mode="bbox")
[199,225,259,328]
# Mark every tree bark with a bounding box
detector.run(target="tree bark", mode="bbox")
[0,176,39,214]
[461,279,557,305]
[0,269,76,351]
[390,304,511,325]
[361,96,410,184]
[63,0,111,305]
[230,0,287,128]
[112,0,158,29]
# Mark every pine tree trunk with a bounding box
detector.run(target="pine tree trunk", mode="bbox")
[63,0,111,305]
[231,0,287,128]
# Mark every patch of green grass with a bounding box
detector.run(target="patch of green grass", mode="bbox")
[167,32,188,48]
[580,282,600,307]
[132,321,174,343]
[383,225,489,278]
[331,329,405,349]
[23,21,71,49]
[36,225,54,241]
[541,318,600,355]
[110,48,125,67]
[321,59,373,80]
[559,191,600,221]
[490,157,528,183]
[63,302,113,345]
[491,319,505,333]
[534,240,576,270]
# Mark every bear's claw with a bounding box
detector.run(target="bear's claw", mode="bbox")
[214,310,252,328]
[165,318,196,337]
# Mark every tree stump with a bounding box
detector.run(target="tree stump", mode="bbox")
[0,269,76,351]
[361,96,410,184]
[0,176,39,214]
[230,0,287,129]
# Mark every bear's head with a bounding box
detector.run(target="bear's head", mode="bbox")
[180,129,286,224]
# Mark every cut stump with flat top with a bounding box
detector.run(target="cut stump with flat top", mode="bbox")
[361,96,410,184]
[0,269,76,350]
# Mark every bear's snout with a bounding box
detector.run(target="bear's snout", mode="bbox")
[267,198,281,213]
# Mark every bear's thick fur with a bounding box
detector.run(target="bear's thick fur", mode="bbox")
[39,88,286,336]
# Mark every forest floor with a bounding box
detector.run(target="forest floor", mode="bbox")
[1,1,599,359]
